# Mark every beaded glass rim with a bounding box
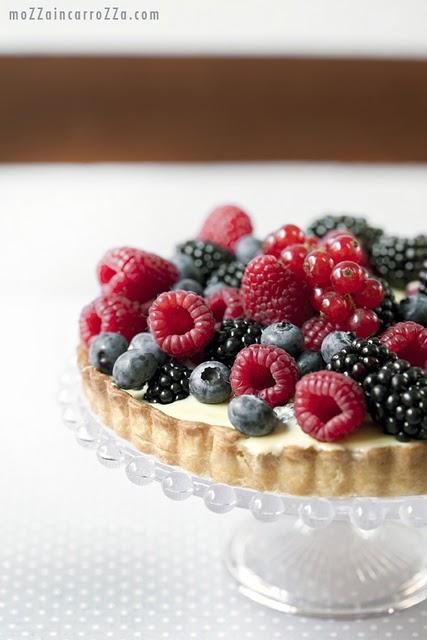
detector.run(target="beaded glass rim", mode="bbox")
[59,361,427,531]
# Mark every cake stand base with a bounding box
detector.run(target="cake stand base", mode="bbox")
[226,517,427,618]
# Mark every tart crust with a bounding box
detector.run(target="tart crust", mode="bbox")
[78,346,427,497]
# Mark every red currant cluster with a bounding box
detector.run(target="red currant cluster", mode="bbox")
[264,225,384,338]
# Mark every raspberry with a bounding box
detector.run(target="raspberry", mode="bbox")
[380,321,427,369]
[197,205,253,252]
[302,316,344,351]
[206,287,244,322]
[263,224,305,258]
[97,247,178,303]
[230,344,298,407]
[79,295,147,346]
[148,290,215,357]
[241,255,313,327]
[294,371,366,442]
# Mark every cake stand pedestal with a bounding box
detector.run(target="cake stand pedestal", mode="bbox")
[59,363,427,619]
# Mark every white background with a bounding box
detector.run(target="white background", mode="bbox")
[1,162,427,639]
[2,0,427,57]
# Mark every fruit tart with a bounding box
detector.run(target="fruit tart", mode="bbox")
[78,205,427,497]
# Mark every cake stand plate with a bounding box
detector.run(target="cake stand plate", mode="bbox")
[59,363,427,619]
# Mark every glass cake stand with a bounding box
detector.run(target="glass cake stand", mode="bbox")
[59,362,427,619]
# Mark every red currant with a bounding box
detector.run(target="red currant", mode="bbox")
[263,224,305,257]
[319,291,353,323]
[303,250,334,286]
[352,278,384,309]
[311,286,332,311]
[330,261,367,295]
[348,308,380,338]
[327,234,363,264]
[280,243,308,278]
[304,235,319,250]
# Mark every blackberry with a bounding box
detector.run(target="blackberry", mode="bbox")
[206,318,262,366]
[307,214,383,253]
[144,361,191,404]
[374,278,401,329]
[371,234,427,288]
[363,359,427,441]
[327,337,392,382]
[206,260,245,289]
[176,240,233,285]
[419,258,427,295]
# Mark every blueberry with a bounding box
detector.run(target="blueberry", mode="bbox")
[321,331,354,364]
[228,395,279,436]
[171,253,203,283]
[189,361,231,404]
[261,322,304,357]
[297,350,324,376]
[89,332,128,374]
[112,350,158,389]
[204,282,227,297]
[173,278,204,295]
[129,332,168,364]
[235,235,262,264]
[399,294,427,326]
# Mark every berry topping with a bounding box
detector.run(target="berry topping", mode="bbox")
[189,361,232,404]
[330,261,367,294]
[263,224,305,258]
[302,316,345,351]
[327,337,392,381]
[206,260,245,289]
[206,318,262,366]
[80,295,147,346]
[363,359,427,441]
[260,321,304,358]
[197,204,253,252]
[326,234,363,264]
[228,395,280,437]
[371,234,427,288]
[112,350,158,390]
[303,249,334,286]
[297,350,325,377]
[307,214,383,254]
[374,278,401,329]
[144,361,191,404]
[348,308,381,338]
[230,343,298,407]
[235,235,262,264]
[380,321,427,369]
[399,294,427,327]
[352,277,384,309]
[205,287,244,322]
[170,253,203,283]
[241,254,313,327]
[172,278,204,295]
[97,247,178,303]
[129,332,168,364]
[280,243,308,279]
[321,331,354,364]
[319,290,353,323]
[148,290,215,357]
[176,240,233,284]
[89,332,129,375]
[294,371,366,442]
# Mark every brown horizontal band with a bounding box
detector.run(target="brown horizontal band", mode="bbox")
[1,55,427,162]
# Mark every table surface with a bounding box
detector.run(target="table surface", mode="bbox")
[2,162,427,639]
[2,0,427,57]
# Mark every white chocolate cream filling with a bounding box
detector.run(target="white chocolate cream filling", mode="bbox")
[126,391,405,456]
